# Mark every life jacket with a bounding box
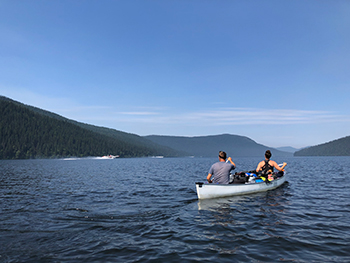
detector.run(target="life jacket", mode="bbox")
[229,172,249,184]
[261,160,274,175]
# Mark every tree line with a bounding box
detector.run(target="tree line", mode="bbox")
[0,97,180,159]
[294,136,350,156]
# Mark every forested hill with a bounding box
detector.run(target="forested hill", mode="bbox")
[294,136,350,156]
[144,134,292,157]
[0,96,184,159]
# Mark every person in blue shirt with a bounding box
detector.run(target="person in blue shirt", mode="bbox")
[207,151,236,184]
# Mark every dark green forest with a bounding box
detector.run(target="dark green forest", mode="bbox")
[294,136,350,156]
[0,96,183,159]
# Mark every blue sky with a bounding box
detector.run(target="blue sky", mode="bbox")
[1,0,350,148]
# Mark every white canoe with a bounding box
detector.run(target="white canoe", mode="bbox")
[195,174,287,200]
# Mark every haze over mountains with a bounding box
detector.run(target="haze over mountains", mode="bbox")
[275,146,300,153]
[145,135,291,157]
[1,96,349,159]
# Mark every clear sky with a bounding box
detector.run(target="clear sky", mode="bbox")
[1,0,350,149]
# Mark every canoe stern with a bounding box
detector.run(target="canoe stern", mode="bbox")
[196,175,287,199]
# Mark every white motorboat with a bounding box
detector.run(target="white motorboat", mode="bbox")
[101,155,119,159]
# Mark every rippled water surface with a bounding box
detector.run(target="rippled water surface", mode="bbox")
[1,156,350,262]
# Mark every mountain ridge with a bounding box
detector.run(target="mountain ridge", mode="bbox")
[0,96,184,159]
[294,136,350,156]
[276,146,300,153]
[144,134,292,157]
[4,95,347,159]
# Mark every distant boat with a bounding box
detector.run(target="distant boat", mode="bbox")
[101,155,119,159]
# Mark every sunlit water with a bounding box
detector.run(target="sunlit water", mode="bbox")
[1,156,350,262]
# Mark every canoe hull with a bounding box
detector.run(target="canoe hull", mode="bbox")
[196,175,287,199]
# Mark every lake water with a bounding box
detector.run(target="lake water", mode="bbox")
[1,156,350,262]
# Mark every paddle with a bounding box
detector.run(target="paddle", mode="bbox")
[279,162,287,171]
[226,157,236,167]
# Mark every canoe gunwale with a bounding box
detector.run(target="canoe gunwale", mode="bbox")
[196,174,287,199]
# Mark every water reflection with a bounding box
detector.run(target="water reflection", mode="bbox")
[196,183,291,241]
[197,195,248,211]
[193,183,292,261]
